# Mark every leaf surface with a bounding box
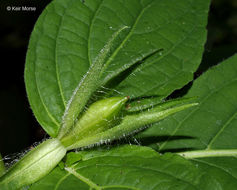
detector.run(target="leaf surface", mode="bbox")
[138,55,237,188]
[25,0,101,137]
[25,0,210,137]
[139,55,237,152]
[29,145,211,190]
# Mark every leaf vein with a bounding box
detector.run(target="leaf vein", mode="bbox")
[192,158,237,181]
[55,1,74,108]
[103,1,154,69]
[207,108,237,149]
[54,173,70,190]
[88,0,104,66]
[159,78,237,151]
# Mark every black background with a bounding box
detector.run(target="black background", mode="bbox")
[0,0,236,157]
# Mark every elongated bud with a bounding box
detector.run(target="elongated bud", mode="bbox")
[60,97,128,148]
[66,102,198,150]
[0,138,66,189]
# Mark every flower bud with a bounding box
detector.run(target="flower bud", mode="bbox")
[0,138,66,189]
[60,97,128,149]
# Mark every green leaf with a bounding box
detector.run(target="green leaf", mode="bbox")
[25,0,210,137]
[106,0,210,98]
[29,145,214,190]
[138,55,237,188]
[139,54,237,151]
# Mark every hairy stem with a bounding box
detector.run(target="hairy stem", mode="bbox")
[0,139,66,189]
[177,149,237,159]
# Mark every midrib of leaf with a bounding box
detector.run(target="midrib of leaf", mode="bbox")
[158,78,237,151]
[34,1,103,130]
[55,2,72,108]
[101,1,154,72]
[35,50,60,127]
[87,0,104,66]
[127,26,198,96]
[54,173,70,190]
[56,167,139,190]
[191,158,237,180]
[206,108,237,150]
[56,0,104,108]
[117,7,199,96]
[54,154,199,190]
[65,167,101,190]
[102,4,197,87]
[33,1,77,127]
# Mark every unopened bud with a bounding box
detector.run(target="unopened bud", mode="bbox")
[0,138,66,189]
[61,97,128,149]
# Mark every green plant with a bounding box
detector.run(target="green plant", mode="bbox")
[1,0,237,189]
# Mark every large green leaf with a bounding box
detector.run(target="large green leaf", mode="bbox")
[24,0,210,137]
[29,145,219,190]
[137,55,237,188]
[139,54,237,151]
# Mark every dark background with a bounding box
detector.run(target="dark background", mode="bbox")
[0,0,236,157]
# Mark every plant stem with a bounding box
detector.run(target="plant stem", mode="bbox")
[177,149,237,159]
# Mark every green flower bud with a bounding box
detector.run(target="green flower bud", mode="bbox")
[60,97,128,149]
[0,138,66,189]
[63,100,198,150]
